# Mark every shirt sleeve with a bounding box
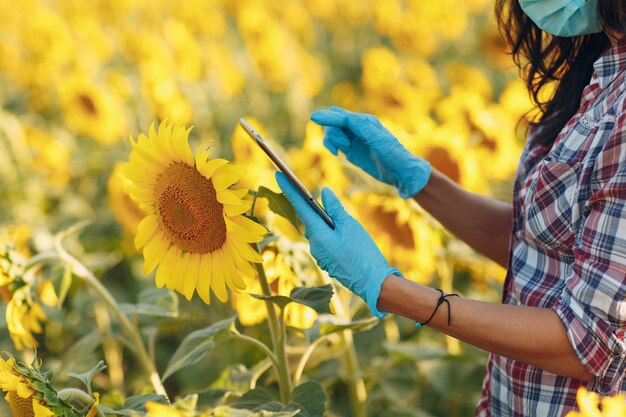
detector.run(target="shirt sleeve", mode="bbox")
[552,113,626,395]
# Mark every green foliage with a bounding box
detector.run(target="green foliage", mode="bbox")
[251,285,333,314]
[257,187,302,231]
[163,317,236,381]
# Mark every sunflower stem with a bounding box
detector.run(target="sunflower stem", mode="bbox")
[53,233,169,400]
[231,333,278,368]
[253,243,292,404]
[322,272,368,417]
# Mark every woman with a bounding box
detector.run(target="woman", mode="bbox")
[276,0,626,415]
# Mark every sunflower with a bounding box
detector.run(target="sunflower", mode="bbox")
[0,354,101,417]
[566,387,626,417]
[107,162,149,245]
[125,121,266,304]
[232,245,317,330]
[349,192,441,284]
[0,226,53,351]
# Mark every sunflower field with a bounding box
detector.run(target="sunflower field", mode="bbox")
[1,1,616,416]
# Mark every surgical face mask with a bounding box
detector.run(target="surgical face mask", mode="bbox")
[519,0,602,37]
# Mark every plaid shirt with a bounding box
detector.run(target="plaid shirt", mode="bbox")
[475,39,626,416]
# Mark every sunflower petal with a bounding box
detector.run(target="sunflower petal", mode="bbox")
[156,246,177,288]
[142,233,169,275]
[197,254,212,304]
[213,174,240,191]
[230,215,268,236]
[224,253,246,291]
[216,189,245,205]
[211,250,228,303]
[183,253,200,301]
[230,238,263,263]
[224,202,252,216]
[135,214,159,249]
[199,158,229,179]
[225,218,265,243]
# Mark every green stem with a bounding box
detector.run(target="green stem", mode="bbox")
[323,274,368,417]
[53,231,169,399]
[293,334,332,386]
[254,243,292,404]
[231,333,278,368]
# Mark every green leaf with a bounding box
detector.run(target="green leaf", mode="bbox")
[163,317,236,380]
[250,294,293,310]
[319,315,379,335]
[123,393,168,412]
[67,361,107,396]
[257,186,302,231]
[286,381,327,417]
[306,315,379,341]
[383,341,452,362]
[288,286,333,314]
[119,288,179,318]
[250,285,333,315]
[232,387,276,410]
[211,405,299,417]
[57,264,73,307]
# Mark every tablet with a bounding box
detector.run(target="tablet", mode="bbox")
[238,118,336,229]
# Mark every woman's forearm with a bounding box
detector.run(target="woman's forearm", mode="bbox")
[378,275,594,382]
[414,168,514,267]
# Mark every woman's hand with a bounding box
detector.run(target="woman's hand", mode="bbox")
[311,106,431,198]
[275,172,402,318]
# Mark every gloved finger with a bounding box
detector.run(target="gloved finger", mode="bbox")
[310,108,348,128]
[323,126,351,155]
[321,187,348,222]
[345,113,387,146]
[275,172,326,232]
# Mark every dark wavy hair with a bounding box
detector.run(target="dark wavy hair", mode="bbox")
[496,0,626,146]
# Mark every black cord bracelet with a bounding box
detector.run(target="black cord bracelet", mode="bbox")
[415,289,459,328]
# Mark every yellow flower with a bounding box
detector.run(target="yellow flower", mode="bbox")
[6,288,47,351]
[125,121,266,304]
[145,401,189,417]
[350,192,441,283]
[108,162,149,239]
[566,387,626,417]
[232,246,318,329]
[58,75,128,143]
[0,355,54,417]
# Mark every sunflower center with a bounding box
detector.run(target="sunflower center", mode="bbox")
[155,162,226,254]
[77,94,97,116]
[8,392,35,417]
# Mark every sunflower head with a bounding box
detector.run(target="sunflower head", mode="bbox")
[0,353,93,417]
[125,121,266,304]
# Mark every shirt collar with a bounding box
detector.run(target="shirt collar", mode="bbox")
[593,36,626,89]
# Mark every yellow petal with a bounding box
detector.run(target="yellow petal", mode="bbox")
[230,215,267,236]
[156,246,177,289]
[224,202,253,217]
[211,250,228,303]
[216,189,244,205]
[173,252,188,295]
[198,158,228,179]
[212,174,240,191]
[32,399,54,417]
[135,214,159,249]
[230,238,263,263]
[197,254,212,304]
[225,218,265,243]
[183,253,200,301]
[142,233,169,275]
[224,253,246,291]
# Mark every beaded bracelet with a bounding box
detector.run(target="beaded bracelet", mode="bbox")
[415,289,459,328]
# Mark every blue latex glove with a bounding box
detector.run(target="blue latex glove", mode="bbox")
[275,171,402,318]
[311,106,431,199]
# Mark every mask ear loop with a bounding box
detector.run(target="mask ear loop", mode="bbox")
[415,289,460,328]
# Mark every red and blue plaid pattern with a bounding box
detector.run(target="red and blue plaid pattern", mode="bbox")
[475,38,626,416]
